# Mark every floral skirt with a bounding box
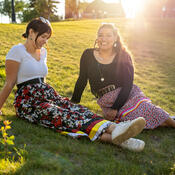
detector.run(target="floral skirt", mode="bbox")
[97,84,169,129]
[14,83,111,141]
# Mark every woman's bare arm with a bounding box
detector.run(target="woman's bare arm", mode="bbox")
[0,60,20,114]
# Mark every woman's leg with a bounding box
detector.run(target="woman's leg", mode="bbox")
[99,122,146,152]
[99,117,146,145]
[118,99,172,129]
[100,133,112,143]
[160,117,175,128]
[99,124,116,143]
[102,108,117,121]
[97,85,144,122]
[15,83,146,146]
[99,124,119,143]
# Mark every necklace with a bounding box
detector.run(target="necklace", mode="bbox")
[97,63,105,82]
[96,56,104,62]
[101,77,105,82]
[94,50,115,82]
[96,51,116,64]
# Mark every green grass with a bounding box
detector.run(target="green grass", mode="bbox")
[0,18,175,175]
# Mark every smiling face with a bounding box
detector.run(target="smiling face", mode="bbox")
[35,32,50,49]
[28,28,51,49]
[97,26,117,51]
[25,18,52,50]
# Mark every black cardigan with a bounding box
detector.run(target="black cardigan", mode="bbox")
[71,48,134,110]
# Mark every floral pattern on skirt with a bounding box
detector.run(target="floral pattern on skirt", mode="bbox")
[97,84,169,129]
[14,83,111,141]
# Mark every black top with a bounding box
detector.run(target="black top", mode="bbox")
[71,48,134,110]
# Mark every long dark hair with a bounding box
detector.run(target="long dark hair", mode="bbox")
[22,17,52,43]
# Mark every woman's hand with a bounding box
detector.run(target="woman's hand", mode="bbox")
[0,110,2,116]
[104,109,118,121]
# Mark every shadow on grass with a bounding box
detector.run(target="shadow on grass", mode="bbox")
[1,115,175,175]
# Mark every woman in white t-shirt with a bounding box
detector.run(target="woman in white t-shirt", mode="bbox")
[0,17,146,152]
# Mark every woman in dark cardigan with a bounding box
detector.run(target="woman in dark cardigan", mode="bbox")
[71,23,175,129]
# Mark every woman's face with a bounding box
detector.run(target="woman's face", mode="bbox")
[97,27,117,51]
[35,32,50,49]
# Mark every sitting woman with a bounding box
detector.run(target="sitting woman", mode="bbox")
[71,23,175,129]
[0,18,146,152]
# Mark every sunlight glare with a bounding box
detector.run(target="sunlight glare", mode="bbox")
[122,0,146,18]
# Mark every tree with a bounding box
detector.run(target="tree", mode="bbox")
[21,0,60,22]
[34,0,59,20]
[65,0,79,18]
[0,0,26,22]
[77,0,89,15]
[29,0,36,7]
[0,0,11,20]
[21,0,38,22]
[12,0,16,23]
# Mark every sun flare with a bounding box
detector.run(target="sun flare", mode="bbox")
[122,0,146,18]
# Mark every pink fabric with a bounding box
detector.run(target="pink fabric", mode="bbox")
[97,84,169,129]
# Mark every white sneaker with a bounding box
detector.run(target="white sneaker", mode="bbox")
[111,117,146,145]
[120,138,145,152]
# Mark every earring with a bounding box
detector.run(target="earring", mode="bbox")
[94,39,98,49]
[113,41,117,48]
[29,37,33,40]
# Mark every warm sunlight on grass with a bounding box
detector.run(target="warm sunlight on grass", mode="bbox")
[122,0,146,18]
[0,159,25,174]
[0,18,175,175]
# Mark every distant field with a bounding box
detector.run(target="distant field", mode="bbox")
[0,18,175,175]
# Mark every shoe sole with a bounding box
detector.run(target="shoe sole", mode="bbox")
[112,118,146,145]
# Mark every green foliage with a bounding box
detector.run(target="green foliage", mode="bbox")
[34,0,59,20]
[0,120,26,174]
[0,69,5,80]
[0,120,15,159]
[0,0,11,17]
[0,0,27,19]
[21,0,60,22]
[21,8,38,22]
[0,0,60,22]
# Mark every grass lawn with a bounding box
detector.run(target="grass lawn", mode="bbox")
[0,18,175,175]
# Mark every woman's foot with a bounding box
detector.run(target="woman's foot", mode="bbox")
[119,138,145,152]
[111,117,146,145]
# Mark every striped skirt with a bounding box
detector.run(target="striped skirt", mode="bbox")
[97,84,169,129]
[14,83,111,141]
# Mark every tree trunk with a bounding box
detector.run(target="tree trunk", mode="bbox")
[11,0,16,23]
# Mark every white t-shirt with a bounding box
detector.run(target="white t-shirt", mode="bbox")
[6,44,48,84]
